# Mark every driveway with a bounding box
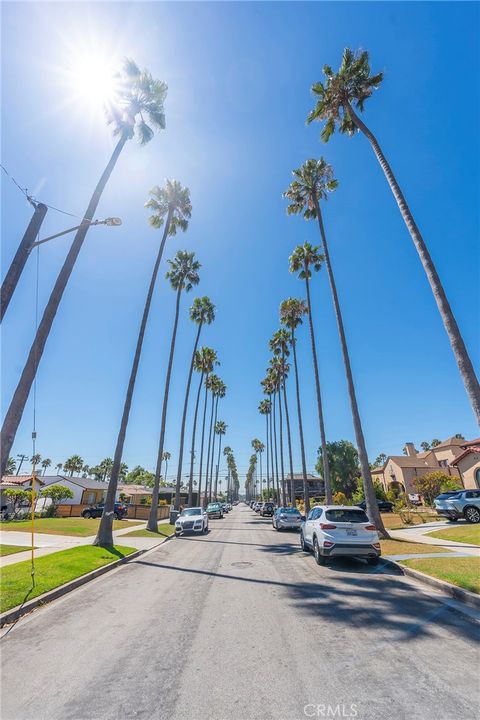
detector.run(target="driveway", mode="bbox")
[1,506,479,720]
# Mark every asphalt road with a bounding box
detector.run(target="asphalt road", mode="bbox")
[1,505,479,720]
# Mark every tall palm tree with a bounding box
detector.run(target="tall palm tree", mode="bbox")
[203,374,220,505]
[63,455,84,477]
[146,251,201,532]
[289,241,332,504]
[280,298,311,513]
[213,420,227,499]
[307,48,480,423]
[5,457,16,474]
[223,445,232,501]
[263,375,280,505]
[162,452,171,483]
[208,380,226,502]
[189,347,218,507]
[261,380,275,501]
[30,453,42,469]
[55,463,63,475]
[270,329,295,505]
[284,159,386,536]
[40,458,52,476]
[175,297,215,508]
[270,356,289,506]
[94,181,191,546]
[1,59,168,477]
[258,399,271,500]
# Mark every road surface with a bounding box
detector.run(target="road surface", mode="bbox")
[1,505,479,720]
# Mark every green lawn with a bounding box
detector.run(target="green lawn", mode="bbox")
[400,556,480,594]
[0,544,33,557]
[380,539,449,556]
[381,512,438,530]
[1,518,143,537]
[123,523,175,538]
[1,545,136,613]
[427,524,480,547]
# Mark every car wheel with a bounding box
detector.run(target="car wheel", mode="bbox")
[367,557,380,566]
[464,506,480,524]
[313,537,326,566]
[300,532,309,553]
[175,531,181,537]
[113,513,119,520]
[447,518,458,523]
[83,511,92,519]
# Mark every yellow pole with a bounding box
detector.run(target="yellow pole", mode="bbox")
[31,462,36,587]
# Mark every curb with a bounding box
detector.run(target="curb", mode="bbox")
[0,534,173,628]
[382,557,480,610]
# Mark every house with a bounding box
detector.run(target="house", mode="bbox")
[285,473,325,499]
[450,442,480,489]
[0,475,45,515]
[117,484,152,504]
[372,436,478,495]
[42,475,120,504]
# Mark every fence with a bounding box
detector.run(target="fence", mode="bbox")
[56,504,170,520]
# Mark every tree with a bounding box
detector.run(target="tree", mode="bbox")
[40,484,74,516]
[189,347,218,507]
[431,439,441,448]
[414,471,462,506]
[269,357,289,506]
[213,420,227,499]
[372,453,387,468]
[270,329,296,504]
[420,442,431,452]
[63,455,84,477]
[175,297,215,508]
[41,458,52,475]
[94,181,191,546]
[258,399,272,500]
[1,59,168,477]
[352,479,386,505]
[207,379,226,503]
[289,241,332,503]
[316,440,360,497]
[147,251,201,531]
[280,298,310,512]
[2,488,31,518]
[30,454,41,468]
[284,158,387,537]
[5,457,16,474]
[307,48,480,423]
[162,452,171,482]
[55,463,63,474]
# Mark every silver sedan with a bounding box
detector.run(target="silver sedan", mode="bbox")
[272,507,303,531]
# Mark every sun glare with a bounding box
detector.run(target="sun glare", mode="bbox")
[67,51,119,111]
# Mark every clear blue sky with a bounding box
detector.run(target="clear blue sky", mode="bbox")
[2,2,479,487]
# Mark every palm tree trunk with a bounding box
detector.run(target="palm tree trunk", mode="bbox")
[291,329,310,513]
[268,395,274,500]
[277,384,287,507]
[265,413,270,499]
[204,391,215,504]
[198,377,209,507]
[1,133,129,478]
[313,196,386,537]
[148,287,183,530]
[345,100,480,424]
[258,450,263,500]
[175,322,203,509]
[188,371,204,506]
[304,274,332,504]
[214,432,222,499]
[1,202,48,323]
[94,208,173,546]
[281,365,295,505]
[209,397,219,501]
[272,391,280,505]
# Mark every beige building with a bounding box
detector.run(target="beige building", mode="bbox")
[372,436,479,495]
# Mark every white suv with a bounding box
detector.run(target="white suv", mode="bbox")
[300,505,381,566]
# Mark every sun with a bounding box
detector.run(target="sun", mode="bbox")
[67,50,119,111]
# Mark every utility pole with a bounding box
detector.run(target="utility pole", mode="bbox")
[1,203,48,322]
[15,453,29,475]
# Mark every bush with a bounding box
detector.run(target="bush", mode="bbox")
[40,484,74,517]
[414,472,462,506]
[333,491,348,505]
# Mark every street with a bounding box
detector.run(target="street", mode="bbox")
[1,505,479,720]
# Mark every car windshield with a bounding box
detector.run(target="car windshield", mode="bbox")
[181,508,202,516]
[437,492,462,500]
[207,504,220,510]
[325,509,369,523]
[279,508,300,514]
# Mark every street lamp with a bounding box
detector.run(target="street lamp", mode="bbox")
[1,216,122,322]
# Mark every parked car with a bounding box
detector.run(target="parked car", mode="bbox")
[253,502,262,512]
[175,507,208,536]
[441,490,480,523]
[260,502,275,517]
[273,506,302,531]
[300,505,381,566]
[357,499,394,513]
[433,491,464,520]
[206,502,224,519]
[221,503,230,513]
[81,502,127,520]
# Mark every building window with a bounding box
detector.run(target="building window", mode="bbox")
[86,492,95,504]
[439,459,448,468]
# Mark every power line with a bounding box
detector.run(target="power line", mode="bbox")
[1,164,81,218]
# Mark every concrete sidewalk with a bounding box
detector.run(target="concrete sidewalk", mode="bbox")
[389,520,480,557]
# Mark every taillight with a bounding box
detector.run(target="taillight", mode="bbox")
[365,524,376,531]
[319,523,337,530]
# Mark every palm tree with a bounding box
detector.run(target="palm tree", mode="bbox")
[146,251,201,530]
[162,452,171,483]
[251,439,265,500]
[208,380,226,502]
[5,457,16,474]
[30,453,42,469]
[213,420,227,499]
[1,59,168,477]
[189,347,218,507]
[258,400,271,500]
[263,375,280,505]
[175,297,215,508]
[40,458,52,475]
[280,298,310,513]
[63,455,84,477]
[307,48,480,423]
[289,241,332,504]
[55,463,63,475]
[98,458,114,482]
[270,357,288,506]
[284,159,386,536]
[270,329,295,505]
[94,181,192,546]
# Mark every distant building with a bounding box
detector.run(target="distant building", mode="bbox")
[285,473,325,499]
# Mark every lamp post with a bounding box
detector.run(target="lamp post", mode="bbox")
[0,217,122,322]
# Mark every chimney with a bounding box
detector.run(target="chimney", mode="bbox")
[404,442,417,457]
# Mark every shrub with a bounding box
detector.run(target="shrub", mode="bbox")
[414,472,462,506]
[333,491,348,505]
[40,484,74,517]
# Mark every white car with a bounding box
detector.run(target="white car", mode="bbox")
[175,507,208,536]
[300,505,381,566]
